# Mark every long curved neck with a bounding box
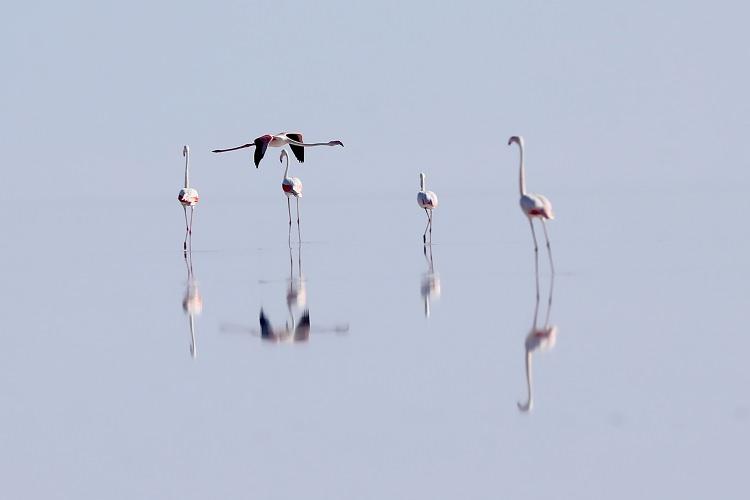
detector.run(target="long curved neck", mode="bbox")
[183,147,190,189]
[517,350,533,412]
[420,174,426,191]
[287,138,332,147]
[517,142,526,196]
[283,155,289,178]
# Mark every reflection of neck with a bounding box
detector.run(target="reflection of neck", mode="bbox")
[189,314,197,358]
[518,350,533,412]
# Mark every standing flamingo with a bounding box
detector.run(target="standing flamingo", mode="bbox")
[212,132,344,168]
[417,172,438,243]
[280,150,303,233]
[508,136,554,298]
[177,145,199,252]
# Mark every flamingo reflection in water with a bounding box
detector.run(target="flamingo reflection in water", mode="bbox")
[221,242,348,343]
[420,244,441,318]
[182,252,202,358]
[517,270,557,413]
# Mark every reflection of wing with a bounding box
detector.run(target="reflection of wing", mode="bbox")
[259,309,273,339]
[294,310,310,342]
[286,133,304,163]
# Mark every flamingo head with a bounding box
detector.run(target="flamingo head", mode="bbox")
[280,149,288,163]
[328,140,344,147]
[508,136,524,147]
[183,145,189,157]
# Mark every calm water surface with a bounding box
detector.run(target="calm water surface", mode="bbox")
[0,186,747,499]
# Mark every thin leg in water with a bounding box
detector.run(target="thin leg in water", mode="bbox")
[541,219,555,276]
[295,197,301,242]
[423,208,430,243]
[287,198,292,227]
[529,218,540,302]
[428,209,433,242]
[188,207,195,253]
[182,206,189,253]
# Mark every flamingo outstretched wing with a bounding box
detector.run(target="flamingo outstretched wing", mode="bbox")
[254,136,271,167]
[285,133,305,163]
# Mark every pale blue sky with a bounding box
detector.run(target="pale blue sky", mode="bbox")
[2,0,747,202]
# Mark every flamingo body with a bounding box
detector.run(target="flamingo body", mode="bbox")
[178,187,200,207]
[520,193,553,219]
[417,190,438,209]
[282,177,303,198]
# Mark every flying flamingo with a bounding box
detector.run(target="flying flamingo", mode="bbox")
[417,172,438,243]
[508,136,555,298]
[280,150,303,232]
[177,145,199,253]
[212,132,344,168]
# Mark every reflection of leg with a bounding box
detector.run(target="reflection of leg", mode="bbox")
[423,209,430,243]
[529,219,540,301]
[182,206,189,252]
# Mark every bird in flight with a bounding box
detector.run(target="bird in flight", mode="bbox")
[212,132,344,167]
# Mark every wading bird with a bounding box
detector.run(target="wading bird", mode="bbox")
[280,150,303,233]
[177,145,199,252]
[417,172,438,243]
[508,136,554,298]
[212,132,344,168]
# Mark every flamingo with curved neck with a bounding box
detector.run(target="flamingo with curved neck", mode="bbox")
[508,136,555,299]
[280,149,303,236]
[177,145,200,253]
[417,172,438,243]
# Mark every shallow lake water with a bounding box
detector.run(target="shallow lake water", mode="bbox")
[0,180,746,499]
